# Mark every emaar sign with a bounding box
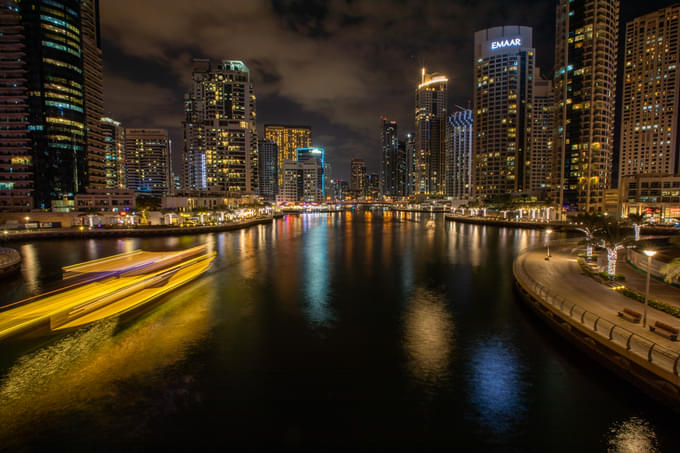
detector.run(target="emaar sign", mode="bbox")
[490,38,521,50]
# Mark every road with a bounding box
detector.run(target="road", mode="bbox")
[518,243,680,354]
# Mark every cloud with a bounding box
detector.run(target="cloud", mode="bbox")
[99,0,556,175]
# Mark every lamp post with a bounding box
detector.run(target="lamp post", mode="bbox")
[545,228,553,261]
[642,249,657,328]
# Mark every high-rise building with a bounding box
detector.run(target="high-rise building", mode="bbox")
[101,117,125,189]
[350,158,366,195]
[183,59,258,195]
[80,0,105,191]
[405,132,416,195]
[529,74,554,193]
[296,147,325,198]
[0,0,32,211]
[280,159,323,203]
[553,0,620,212]
[415,68,448,195]
[367,172,380,200]
[258,139,278,200]
[445,108,473,199]
[264,125,311,187]
[619,5,680,180]
[125,129,170,196]
[473,26,535,201]
[4,0,106,209]
[380,117,398,197]
[396,139,408,197]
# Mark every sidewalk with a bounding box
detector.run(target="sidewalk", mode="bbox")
[519,244,680,354]
[617,257,680,310]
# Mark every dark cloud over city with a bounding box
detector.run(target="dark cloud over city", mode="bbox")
[100,0,671,179]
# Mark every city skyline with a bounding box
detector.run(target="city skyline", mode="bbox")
[100,0,673,180]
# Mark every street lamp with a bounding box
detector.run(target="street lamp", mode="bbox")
[642,249,657,328]
[545,228,553,261]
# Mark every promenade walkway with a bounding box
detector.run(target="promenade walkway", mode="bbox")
[517,243,680,354]
[513,242,680,384]
[618,257,680,310]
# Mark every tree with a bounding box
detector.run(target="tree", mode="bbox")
[574,212,602,259]
[596,219,632,277]
[626,213,645,241]
[661,258,680,284]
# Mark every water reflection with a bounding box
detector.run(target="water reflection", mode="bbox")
[607,417,658,453]
[403,288,454,389]
[19,244,40,295]
[302,220,333,326]
[469,337,526,433]
[0,279,215,442]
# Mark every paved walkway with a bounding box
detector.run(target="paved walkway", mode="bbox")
[518,243,680,354]
[617,258,680,309]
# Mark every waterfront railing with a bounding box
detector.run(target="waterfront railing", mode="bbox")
[513,250,680,377]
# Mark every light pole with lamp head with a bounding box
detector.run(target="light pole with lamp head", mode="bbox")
[545,228,553,261]
[642,249,657,328]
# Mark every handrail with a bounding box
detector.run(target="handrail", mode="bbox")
[513,249,680,377]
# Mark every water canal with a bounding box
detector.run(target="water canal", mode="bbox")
[0,211,675,451]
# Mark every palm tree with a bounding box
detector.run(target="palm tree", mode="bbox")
[574,212,602,259]
[596,219,632,277]
[661,258,680,284]
[626,213,645,241]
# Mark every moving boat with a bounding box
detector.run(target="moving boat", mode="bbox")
[0,245,216,341]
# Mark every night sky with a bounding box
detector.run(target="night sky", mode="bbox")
[100,0,675,180]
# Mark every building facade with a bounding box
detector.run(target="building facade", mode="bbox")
[0,0,106,209]
[101,117,125,189]
[380,117,398,197]
[415,68,448,195]
[0,0,32,211]
[445,108,473,199]
[553,0,620,212]
[279,159,323,203]
[258,139,278,200]
[619,174,680,222]
[350,158,366,196]
[473,26,535,201]
[125,128,170,196]
[619,5,680,180]
[183,59,258,195]
[529,74,554,194]
[264,124,311,187]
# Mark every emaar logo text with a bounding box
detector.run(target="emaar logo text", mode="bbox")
[491,38,521,50]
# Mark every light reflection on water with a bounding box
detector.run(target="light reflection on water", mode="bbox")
[468,337,526,433]
[302,219,333,326]
[0,278,215,442]
[403,288,454,389]
[607,417,658,453]
[0,213,676,450]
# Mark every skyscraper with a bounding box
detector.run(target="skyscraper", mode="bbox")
[264,125,311,187]
[125,129,170,196]
[619,5,680,179]
[405,132,416,195]
[101,117,126,189]
[183,59,258,195]
[415,68,448,195]
[553,0,620,212]
[446,108,473,199]
[297,147,325,198]
[7,0,106,209]
[350,158,366,195]
[473,26,535,201]
[80,0,105,191]
[258,139,278,200]
[529,74,554,193]
[0,0,32,211]
[380,117,398,197]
